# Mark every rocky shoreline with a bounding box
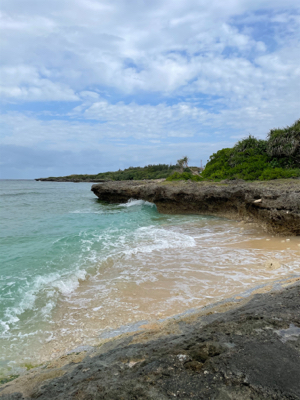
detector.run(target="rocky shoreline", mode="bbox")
[2,179,299,399]
[1,279,300,399]
[92,179,300,236]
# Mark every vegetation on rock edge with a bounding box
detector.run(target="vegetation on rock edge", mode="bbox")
[167,118,300,182]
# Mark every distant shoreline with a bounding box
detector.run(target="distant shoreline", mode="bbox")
[35,178,109,182]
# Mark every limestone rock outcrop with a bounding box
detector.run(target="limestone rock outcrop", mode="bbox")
[92,180,300,235]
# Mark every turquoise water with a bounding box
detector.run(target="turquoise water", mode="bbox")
[0,180,210,372]
[1,180,155,325]
[0,182,170,328]
[1,180,299,376]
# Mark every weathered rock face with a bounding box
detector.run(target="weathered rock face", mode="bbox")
[91,180,300,236]
[2,282,300,399]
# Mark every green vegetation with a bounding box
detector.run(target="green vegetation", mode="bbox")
[166,171,203,182]
[167,119,300,182]
[43,164,178,181]
[21,362,39,371]
[176,156,189,172]
[0,374,19,385]
[166,157,203,182]
[0,362,41,386]
[40,119,299,183]
[267,118,300,168]
[96,164,177,180]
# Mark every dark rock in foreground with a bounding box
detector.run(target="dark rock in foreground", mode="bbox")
[1,281,300,399]
[92,179,300,235]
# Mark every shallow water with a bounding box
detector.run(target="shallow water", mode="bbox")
[0,180,299,376]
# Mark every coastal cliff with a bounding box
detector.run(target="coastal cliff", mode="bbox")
[91,179,300,236]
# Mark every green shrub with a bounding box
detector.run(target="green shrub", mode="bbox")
[267,119,300,168]
[233,135,267,157]
[166,172,203,182]
[201,121,300,181]
[202,148,232,179]
[259,168,300,180]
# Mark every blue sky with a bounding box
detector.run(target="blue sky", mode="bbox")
[0,0,299,178]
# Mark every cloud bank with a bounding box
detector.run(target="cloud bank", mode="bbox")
[0,0,299,177]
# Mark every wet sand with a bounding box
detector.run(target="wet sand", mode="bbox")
[31,219,300,365]
[2,278,300,399]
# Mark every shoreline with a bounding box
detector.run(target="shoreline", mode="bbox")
[1,276,300,399]
[2,217,297,375]
[1,180,300,398]
[35,179,109,183]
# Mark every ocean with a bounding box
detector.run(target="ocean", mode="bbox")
[1,180,299,377]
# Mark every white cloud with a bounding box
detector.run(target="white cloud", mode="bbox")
[1,0,299,99]
[0,0,299,177]
[0,66,79,101]
[1,92,298,154]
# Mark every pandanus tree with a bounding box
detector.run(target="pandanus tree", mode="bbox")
[267,119,300,168]
[177,156,189,172]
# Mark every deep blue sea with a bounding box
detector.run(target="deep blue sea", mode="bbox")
[1,180,299,377]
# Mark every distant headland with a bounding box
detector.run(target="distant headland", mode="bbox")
[36,118,299,183]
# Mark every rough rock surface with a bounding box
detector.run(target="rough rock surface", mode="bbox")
[1,282,300,399]
[92,179,300,235]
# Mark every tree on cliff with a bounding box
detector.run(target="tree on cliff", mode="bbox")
[267,118,300,168]
[177,156,189,172]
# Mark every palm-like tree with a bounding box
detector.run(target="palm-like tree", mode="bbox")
[267,119,300,167]
[177,156,189,172]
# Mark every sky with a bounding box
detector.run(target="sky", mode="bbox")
[0,0,299,178]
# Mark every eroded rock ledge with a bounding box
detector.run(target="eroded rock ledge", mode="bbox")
[91,179,300,236]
